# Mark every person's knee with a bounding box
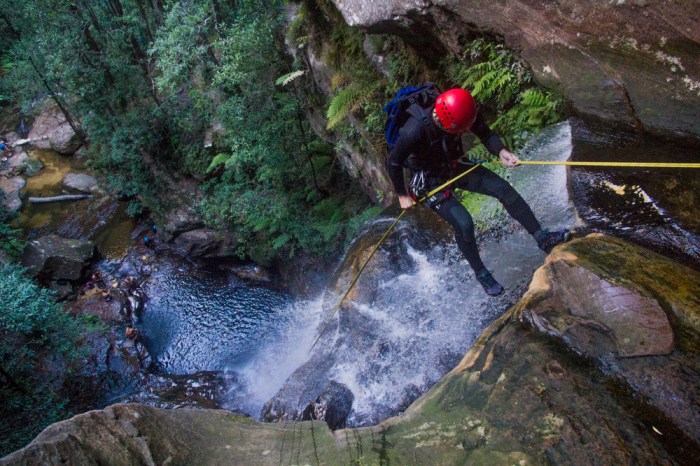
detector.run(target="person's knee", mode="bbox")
[498,185,521,207]
[451,213,475,242]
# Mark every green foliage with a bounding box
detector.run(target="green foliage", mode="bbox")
[0,263,84,456]
[207,152,231,173]
[187,2,376,261]
[446,38,561,151]
[0,200,25,260]
[150,2,217,92]
[275,70,306,87]
[327,85,370,129]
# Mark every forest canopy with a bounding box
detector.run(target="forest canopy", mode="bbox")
[0,0,376,262]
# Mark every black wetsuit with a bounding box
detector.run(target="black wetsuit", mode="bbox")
[386,107,541,272]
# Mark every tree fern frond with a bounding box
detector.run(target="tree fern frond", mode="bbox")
[275,70,306,87]
[326,86,362,129]
[207,153,231,173]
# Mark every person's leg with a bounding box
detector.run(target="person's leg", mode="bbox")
[457,165,570,252]
[430,196,503,296]
[431,196,484,271]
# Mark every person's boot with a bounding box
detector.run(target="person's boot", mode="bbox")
[475,268,504,296]
[534,228,571,253]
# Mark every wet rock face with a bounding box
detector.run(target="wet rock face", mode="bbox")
[516,234,700,449]
[329,0,700,141]
[569,120,700,268]
[301,380,354,430]
[26,100,83,154]
[21,234,95,281]
[157,206,204,242]
[262,379,354,430]
[126,372,241,410]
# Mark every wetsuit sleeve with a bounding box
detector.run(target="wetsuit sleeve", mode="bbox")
[387,119,422,195]
[470,110,506,157]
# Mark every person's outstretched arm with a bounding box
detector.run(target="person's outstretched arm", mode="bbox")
[470,111,520,168]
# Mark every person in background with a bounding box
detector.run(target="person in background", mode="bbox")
[0,136,12,160]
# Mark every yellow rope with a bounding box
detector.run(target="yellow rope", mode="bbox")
[519,161,700,168]
[308,164,483,352]
[308,158,697,352]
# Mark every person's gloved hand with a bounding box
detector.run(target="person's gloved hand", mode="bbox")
[499,149,520,168]
[398,195,414,209]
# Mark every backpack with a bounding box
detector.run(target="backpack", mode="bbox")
[383,83,441,152]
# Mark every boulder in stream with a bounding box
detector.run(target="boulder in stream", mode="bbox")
[62,172,99,193]
[21,234,95,282]
[172,228,237,259]
[301,380,354,430]
[0,149,31,177]
[0,176,26,213]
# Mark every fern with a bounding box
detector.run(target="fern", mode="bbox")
[326,86,362,129]
[326,83,379,130]
[207,153,231,173]
[272,233,291,250]
[446,38,562,152]
[275,70,306,87]
[520,88,549,107]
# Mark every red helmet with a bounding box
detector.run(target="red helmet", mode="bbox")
[434,88,477,134]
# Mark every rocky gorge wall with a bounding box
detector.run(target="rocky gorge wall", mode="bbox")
[329,0,700,141]
[3,234,699,464]
[290,0,699,209]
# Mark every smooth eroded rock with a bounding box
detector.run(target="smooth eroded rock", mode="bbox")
[4,236,699,464]
[27,100,83,154]
[21,234,95,281]
[62,173,99,193]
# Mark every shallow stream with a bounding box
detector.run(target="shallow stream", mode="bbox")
[16,149,134,259]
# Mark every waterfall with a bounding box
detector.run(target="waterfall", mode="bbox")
[257,121,580,426]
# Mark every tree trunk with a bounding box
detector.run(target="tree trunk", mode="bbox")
[150,0,164,25]
[134,0,155,43]
[29,195,94,203]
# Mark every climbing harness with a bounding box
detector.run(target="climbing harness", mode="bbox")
[308,163,483,352]
[308,158,699,352]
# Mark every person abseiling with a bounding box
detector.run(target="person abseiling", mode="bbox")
[386,87,570,296]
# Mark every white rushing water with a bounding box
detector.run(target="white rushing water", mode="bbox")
[221,296,326,416]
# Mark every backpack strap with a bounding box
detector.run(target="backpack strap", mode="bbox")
[406,103,433,150]
[406,103,431,130]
